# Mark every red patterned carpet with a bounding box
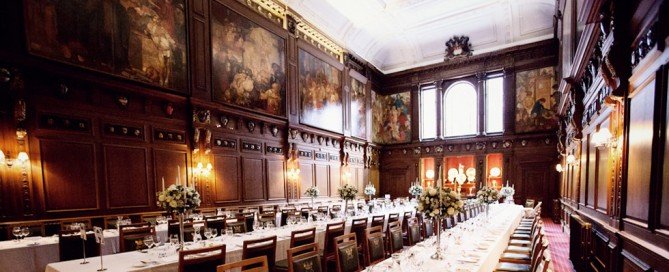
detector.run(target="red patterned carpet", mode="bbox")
[542,218,575,272]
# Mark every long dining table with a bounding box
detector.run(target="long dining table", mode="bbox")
[42,205,415,272]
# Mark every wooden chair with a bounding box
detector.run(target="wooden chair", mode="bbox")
[168,220,195,242]
[317,206,329,216]
[179,245,226,272]
[58,229,99,261]
[334,233,361,272]
[321,221,345,272]
[401,211,412,233]
[205,215,227,236]
[422,218,434,239]
[404,219,422,246]
[280,209,297,226]
[242,236,277,272]
[329,206,342,219]
[387,224,403,254]
[287,243,321,272]
[275,227,317,272]
[387,213,399,223]
[260,205,276,214]
[237,212,256,232]
[364,230,386,266]
[119,225,155,252]
[217,256,269,272]
[259,212,277,228]
[61,218,92,231]
[370,215,385,230]
[140,214,160,225]
[227,221,248,233]
[350,218,368,249]
[365,226,383,237]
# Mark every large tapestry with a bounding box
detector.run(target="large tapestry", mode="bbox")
[515,67,558,133]
[211,5,286,116]
[24,0,187,91]
[372,91,411,144]
[350,78,366,139]
[298,49,343,133]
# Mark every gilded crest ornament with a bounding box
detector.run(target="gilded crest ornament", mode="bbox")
[116,96,128,108]
[444,35,473,60]
[246,121,256,132]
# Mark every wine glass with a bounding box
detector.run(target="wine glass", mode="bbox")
[204,228,212,240]
[143,236,155,250]
[12,227,21,242]
[170,234,179,247]
[21,227,30,240]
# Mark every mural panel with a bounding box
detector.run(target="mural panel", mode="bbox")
[298,49,343,133]
[515,67,558,133]
[24,0,187,91]
[350,78,366,139]
[211,5,286,116]
[372,91,411,144]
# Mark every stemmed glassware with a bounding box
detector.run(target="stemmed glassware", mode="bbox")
[12,227,21,242]
[21,227,30,240]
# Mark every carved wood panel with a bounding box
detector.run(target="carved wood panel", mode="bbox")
[266,159,286,200]
[299,163,314,195]
[103,145,150,209]
[314,164,329,197]
[153,149,189,193]
[242,157,265,201]
[212,155,241,203]
[39,140,98,212]
[329,165,341,197]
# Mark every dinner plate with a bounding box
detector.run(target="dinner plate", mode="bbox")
[132,263,147,268]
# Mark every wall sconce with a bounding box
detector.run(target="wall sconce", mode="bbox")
[489,167,501,178]
[566,154,577,166]
[465,167,476,182]
[555,164,563,172]
[592,127,617,149]
[425,169,435,180]
[447,168,458,183]
[0,149,29,167]
[194,162,212,176]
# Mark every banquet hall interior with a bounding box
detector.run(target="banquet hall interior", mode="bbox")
[0,0,667,271]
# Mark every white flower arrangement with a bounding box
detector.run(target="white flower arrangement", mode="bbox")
[500,186,515,197]
[476,186,500,204]
[157,184,201,214]
[409,184,424,196]
[337,184,358,201]
[416,186,464,219]
[364,184,376,196]
[304,186,320,198]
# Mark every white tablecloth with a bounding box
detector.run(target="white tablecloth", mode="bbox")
[369,204,523,272]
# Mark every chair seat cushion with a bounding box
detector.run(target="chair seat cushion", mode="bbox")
[501,252,531,261]
[505,245,531,253]
[275,259,288,269]
[496,262,531,272]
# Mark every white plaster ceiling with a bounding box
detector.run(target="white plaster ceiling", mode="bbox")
[284,0,555,73]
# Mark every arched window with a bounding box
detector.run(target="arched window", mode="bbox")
[443,81,478,137]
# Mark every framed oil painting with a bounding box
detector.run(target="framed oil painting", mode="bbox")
[372,91,411,144]
[211,4,286,116]
[298,49,343,133]
[515,67,558,133]
[23,0,188,92]
[350,77,367,139]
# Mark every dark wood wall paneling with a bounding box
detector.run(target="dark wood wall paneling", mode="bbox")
[558,0,669,271]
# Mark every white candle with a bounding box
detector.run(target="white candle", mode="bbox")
[161,177,165,191]
[177,166,181,185]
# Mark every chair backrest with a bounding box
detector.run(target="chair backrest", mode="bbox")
[401,211,412,232]
[260,205,276,214]
[217,256,268,272]
[387,225,403,253]
[370,215,385,229]
[169,220,195,241]
[280,209,297,226]
[287,243,321,272]
[387,221,399,231]
[407,220,421,245]
[422,218,434,238]
[290,227,316,248]
[141,214,159,225]
[227,221,248,233]
[61,218,92,231]
[58,229,99,261]
[242,236,277,269]
[259,212,276,228]
[334,233,361,272]
[350,218,368,247]
[533,248,552,272]
[179,245,226,272]
[525,199,536,208]
[317,206,329,214]
[388,213,399,223]
[237,212,256,232]
[530,238,549,271]
[205,215,227,235]
[364,231,386,266]
[120,222,152,231]
[119,226,155,252]
[323,222,345,255]
[365,226,382,237]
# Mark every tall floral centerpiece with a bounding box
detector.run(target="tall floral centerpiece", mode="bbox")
[500,185,515,204]
[157,184,201,248]
[338,184,358,216]
[364,184,376,201]
[304,186,319,207]
[416,186,464,259]
[476,186,499,217]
